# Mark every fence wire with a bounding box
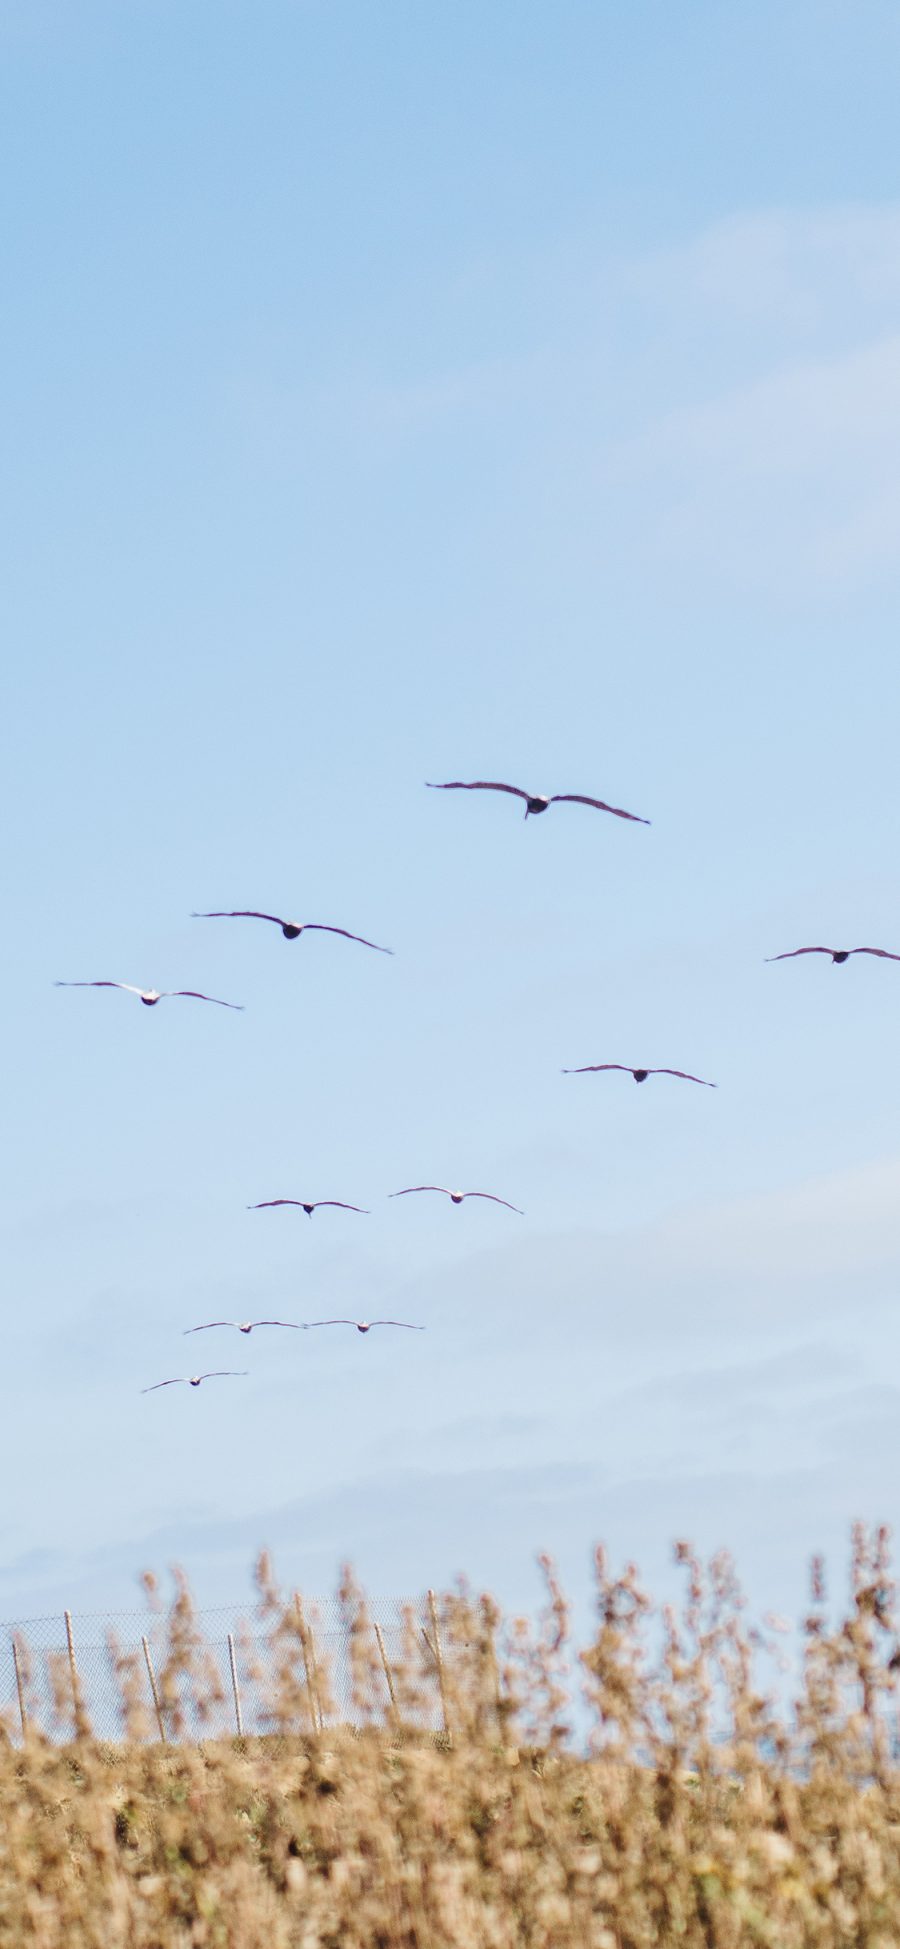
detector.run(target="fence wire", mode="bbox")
[0,1598,444,1745]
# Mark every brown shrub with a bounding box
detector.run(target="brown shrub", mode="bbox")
[3,1523,900,1946]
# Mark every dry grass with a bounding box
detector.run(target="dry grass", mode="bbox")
[4,1525,900,1945]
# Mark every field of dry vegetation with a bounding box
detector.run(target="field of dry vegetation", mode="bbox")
[4,1524,900,1946]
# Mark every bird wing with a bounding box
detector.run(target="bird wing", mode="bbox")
[54,980,143,994]
[389,1186,449,1197]
[311,1201,371,1212]
[191,910,285,926]
[549,793,650,825]
[199,1371,248,1380]
[304,1320,355,1328]
[653,1069,718,1087]
[851,947,900,961]
[764,947,832,961]
[252,1321,305,1329]
[248,1199,305,1209]
[183,1323,233,1334]
[169,990,244,1009]
[425,779,529,800]
[142,1378,185,1392]
[302,925,393,954]
[561,1064,630,1074]
[369,1320,425,1330]
[463,1192,524,1213]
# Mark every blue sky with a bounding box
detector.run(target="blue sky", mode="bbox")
[3,0,900,1640]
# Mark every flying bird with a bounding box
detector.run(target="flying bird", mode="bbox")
[426,780,649,823]
[141,1372,248,1393]
[191,912,392,952]
[304,1320,424,1334]
[562,1064,717,1087]
[54,982,243,1010]
[184,1321,304,1335]
[765,946,900,965]
[389,1186,523,1212]
[248,1199,370,1216]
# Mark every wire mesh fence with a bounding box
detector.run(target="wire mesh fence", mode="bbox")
[0,1595,446,1746]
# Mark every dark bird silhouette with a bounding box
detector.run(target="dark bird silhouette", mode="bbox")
[765,946,900,965]
[304,1319,424,1334]
[141,1372,248,1393]
[248,1199,370,1216]
[426,780,649,823]
[184,1321,304,1336]
[54,981,243,1010]
[192,912,392,952]
[390,1185,523,1212]
[562,1064,717,1087]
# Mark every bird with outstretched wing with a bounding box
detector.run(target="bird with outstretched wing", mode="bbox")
[192,912,392,951]
[248,1198,370,1215]
[390,1185,523,1211]
[304,1319,424,1334]
[426,780,649,822]
[142,1372,248,1393]
[184,1321,304,1335]
[766,946,900,964]
[562,1064,717,1087]
[55,981,243,1009]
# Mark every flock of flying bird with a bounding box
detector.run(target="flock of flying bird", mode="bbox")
[55,774,900,1395]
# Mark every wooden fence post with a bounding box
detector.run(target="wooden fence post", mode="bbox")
[294,1594,322,1734]
[63,1610,85,1729]
[141,1636,167,1743]
[374,1621,398,1724]
[426,1589,451,1741]
[227,1633,244,1737]
[12,1637,27,1743]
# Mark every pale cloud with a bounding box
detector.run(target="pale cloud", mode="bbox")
[7,1151,895,1627]
[608,332,900,592]
[402,1153,900,1354]
[630,335,900,480]
[621,1343,859,1410]
[658,1154,900,1285]
[626,204,900,336]
[599,202,900,592]
[227,198,900,594]
[5,1444,894,1641]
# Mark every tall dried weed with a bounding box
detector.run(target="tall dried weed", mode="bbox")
[3,1523,900,1945]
